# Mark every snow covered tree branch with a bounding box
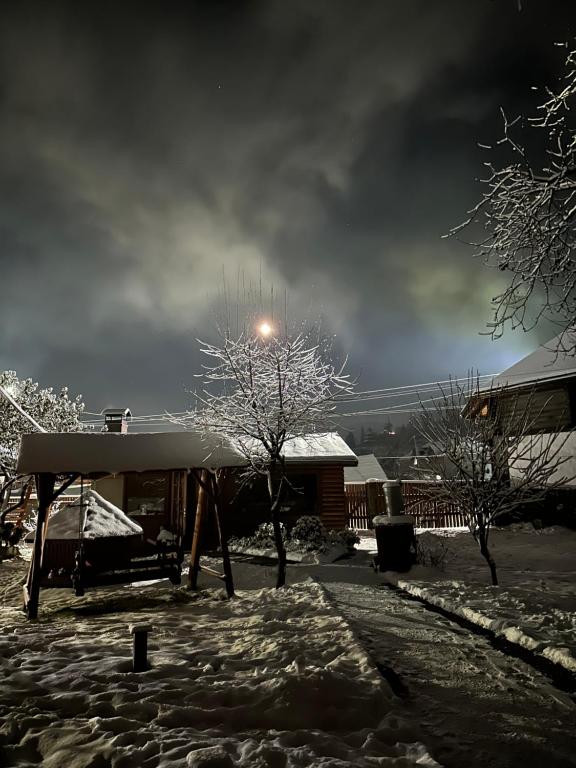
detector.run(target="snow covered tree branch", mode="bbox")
[412,376,574,585]
[174,327,354,587]
[0,371,84,527]
[452,44,576,354]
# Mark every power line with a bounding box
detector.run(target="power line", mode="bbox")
[338,373,497,398]
[79,372,498,424]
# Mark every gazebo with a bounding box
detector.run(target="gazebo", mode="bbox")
[16,431,247,618]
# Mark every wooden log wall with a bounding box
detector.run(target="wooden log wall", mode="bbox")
[317,464,347,530]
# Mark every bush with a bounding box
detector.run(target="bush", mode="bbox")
[229,516,360,554]
[330,528,360,551]
[415,535,448,570]
[229,521,288,551]
[290,516,327,551]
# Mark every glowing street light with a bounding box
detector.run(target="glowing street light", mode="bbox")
[258,321,273,337]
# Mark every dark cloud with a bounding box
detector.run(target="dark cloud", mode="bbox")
[0,0,574,415]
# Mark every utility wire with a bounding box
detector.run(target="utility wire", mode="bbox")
[80,372,498,424]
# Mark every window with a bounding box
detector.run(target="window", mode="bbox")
[125,472,168,515]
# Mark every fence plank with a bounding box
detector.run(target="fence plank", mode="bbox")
[345,482,467,529]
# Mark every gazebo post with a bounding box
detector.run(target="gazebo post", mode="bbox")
[211,470,235,598]
[188,470,207,589]
[24,472,55,619]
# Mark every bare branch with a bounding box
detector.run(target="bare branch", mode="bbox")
[452,45,576,354]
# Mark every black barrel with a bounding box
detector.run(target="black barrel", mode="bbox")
[372,513,416,572]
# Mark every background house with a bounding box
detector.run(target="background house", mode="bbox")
[467,330,576,486]
[344,453,387,485]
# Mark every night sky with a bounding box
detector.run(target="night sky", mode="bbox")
[1,0,575,419]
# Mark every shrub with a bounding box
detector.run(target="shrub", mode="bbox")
[290,516,327,550]
[330,528,360,551]
[229,521,287,551]
[229,517,360,554]
[415,535,448,570]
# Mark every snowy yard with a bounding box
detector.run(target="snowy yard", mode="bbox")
[0,555,438,768]
[0,527,575,767]
[379,525,576,672]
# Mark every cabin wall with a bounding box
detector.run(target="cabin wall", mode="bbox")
[317,464,347,530]
[93,471,188,541]
[92,476,124,508]
[223,463,349,538]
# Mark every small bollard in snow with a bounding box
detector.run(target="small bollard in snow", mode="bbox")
[129,622,152,672]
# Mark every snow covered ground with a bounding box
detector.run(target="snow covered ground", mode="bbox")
[0,556,440,768]
[1,526,575,767]
[323,580,576,768]
[376,525,576,673]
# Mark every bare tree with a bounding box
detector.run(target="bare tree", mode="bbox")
[452,44,576,354]
[0,371,84,536]
[412,377,573,585]
[174,325,353,588]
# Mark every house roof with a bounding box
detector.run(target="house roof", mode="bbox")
[236,432,358,467]
[480,329,576,394]
[17,430,358,476]
[344,453,387,483]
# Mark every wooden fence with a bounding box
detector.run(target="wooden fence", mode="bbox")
[345,481,467,529]
[401,482,467,528]
[345,484,371,529]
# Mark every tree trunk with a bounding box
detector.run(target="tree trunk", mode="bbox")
[477,528,499,586]
[267,468,287,589]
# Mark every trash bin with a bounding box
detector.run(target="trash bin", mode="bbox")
[372,514,416,572]
[382,480,404,516]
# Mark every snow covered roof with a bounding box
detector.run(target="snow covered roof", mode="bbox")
[46,491,143,540]
[17,431,248,475]
[236,432,358,466]
[17,430,357,475]
[344,454,387,483]
[480,329,576,394]
[281,433,358,465]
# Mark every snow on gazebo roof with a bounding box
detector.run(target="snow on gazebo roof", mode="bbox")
[17,431,248,475]
[46,491,143,540]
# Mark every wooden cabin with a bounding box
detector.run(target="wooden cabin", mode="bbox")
[225,433,358,538]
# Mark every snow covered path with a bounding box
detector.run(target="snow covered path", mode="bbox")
[321,580,576,768]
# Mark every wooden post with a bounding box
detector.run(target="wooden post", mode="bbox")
[211,471,235,599]
[24,473,55,619]
[366,480,384,526]
[130,623,152,672]
[188,470,207,589]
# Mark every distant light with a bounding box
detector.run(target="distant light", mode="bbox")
[258,322,273,337]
